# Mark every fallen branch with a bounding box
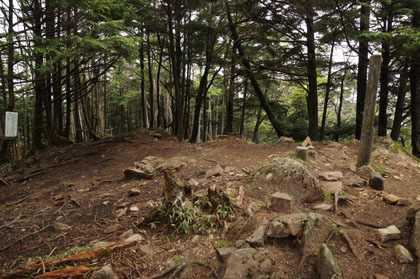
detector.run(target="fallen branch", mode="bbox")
[0,224,51,252]
[366,239,385,249]
[168,263,186,279]
[0,242,124,279]
[34,266,93,279]
[356,220,383,229]
[5,194,34,207]
[8,171,44,183]
[340,230,361,261]
[147,263,183,279]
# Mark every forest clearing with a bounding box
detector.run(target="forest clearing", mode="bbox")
[1,0,420,278]
[1,131,420,279]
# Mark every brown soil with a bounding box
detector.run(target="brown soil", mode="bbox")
[1,131,420,279]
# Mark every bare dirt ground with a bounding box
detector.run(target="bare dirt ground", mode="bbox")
[1,130,420,279]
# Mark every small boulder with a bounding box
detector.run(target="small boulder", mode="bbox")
[119,229,134,240]
[301,213,332,260]
[228,210,256,241]
[314,204,332,211]
[378,225,401,242]
[91,264,118,279]
[382,193,399,204]
[124,234,144,245]
[250,158,324,202]
[220,248,274,279]
[319,171,344,181]
[206,164,224,178]
[269,192,294,213]
[302,136,312,147]
[128,188,141,197]
[356,165,375,179]
[342,176,365,187]
[236,240,251,249]
[370,172,384,190]
[124,168,154,180]
[394,245,413,264]
[246,218,269,247]
[322,181,343,192]
[267,213,307,238]
[316,244,342,279]
[216,246,236,262]
[410,210,420,257]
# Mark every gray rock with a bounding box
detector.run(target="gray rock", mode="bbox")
[394,245,413,263]
[356,165,375,179]
[91,264,118,279]
[269,192,294,213]
[216,246,236,262]
[301,213,332,261]
[266,213,307,238]
[277,137,294,143]
[236,239,251,249]
[319,171,344,181]
[322,181,343,192]
[296,146,309,162]
[316,244,342,279]
[410,210,420,258]
[54,222,72,231]
[228,210,256,241]
[313,204,332,211]
[206,164,224,178]
[124,234,144,245]
[220,248,274,279]
[378,225,401,242]
[342,176,365,187]
[370,171,384,190]
[123,168,154,180]
[119,229,134,240]
[250,158,324,203]
[246,218,269,247]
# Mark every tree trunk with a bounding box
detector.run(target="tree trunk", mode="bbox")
[305,7,319,140]
[411,6,420,157]
[147,32,154,129]
[335,68,347,142]
[240,78,248,136]
[320,32,335,141]
[357,55,382,167]
[390,66,408,141]
[355,0,371,140]
[378,3,393,137]
[139,34,147,129]
[225,46,235,135]
[225,0,284,138]
[7,0,14,112]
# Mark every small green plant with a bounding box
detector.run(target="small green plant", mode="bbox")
[323,190,333,202]
[151,168,161,176]
[216,239,229,249]
[376,165,387,175]
[173,256,184,264]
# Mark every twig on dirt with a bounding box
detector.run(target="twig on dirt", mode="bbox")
[94,213,106,229]
[33,266,93,279]
[188,261,218,279]
[11,171,44,183]
[366,239,385,249]
[340,230,361,261]
[0,224,51,252]
[98,179,125,185]
[333,191,339,213]
[38,257,46,274]
[48,232,67,242]
[168,263,186,279]
[0,214,22,229]
[47,247,57,258]
[146,264,182,279]
[356,220,383,229]
[0,176,10,186]
[5,194,34,207]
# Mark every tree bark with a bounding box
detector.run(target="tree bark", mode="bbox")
[225,0,284,137]
[357,55,382,167]
[378,3,393,137]
[390,67,408,141]
[355,1,371,140]
[225,46,235,135]
[320,32,335,141]
[305,7,319,140]
[335,67,348,142]
[139,35,147,129]
[147,32,154,129]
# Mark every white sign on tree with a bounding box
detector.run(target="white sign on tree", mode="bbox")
[5,111,18,138]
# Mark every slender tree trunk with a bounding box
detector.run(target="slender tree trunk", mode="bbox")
[378,3,393,137]
[390,67,408,141]
[335,68,347,142]
[305,7,319,140]
[320,33,335,141]
[240,78,248,136]
[139,37,147,128]
[253,106,265,143]
[225,46,235,134]
[156,34,164,128]
[147,32,154,129]
[356,0,371,140]
[225,0,283,137]
[7,0,14,112]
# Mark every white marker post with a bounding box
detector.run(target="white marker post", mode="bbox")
[4,112,20,160]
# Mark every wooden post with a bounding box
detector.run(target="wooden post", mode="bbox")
[357,55,382,167]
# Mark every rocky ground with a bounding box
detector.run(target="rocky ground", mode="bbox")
[1,130,420,279]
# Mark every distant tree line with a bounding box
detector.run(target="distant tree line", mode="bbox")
[0,0,420,161]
